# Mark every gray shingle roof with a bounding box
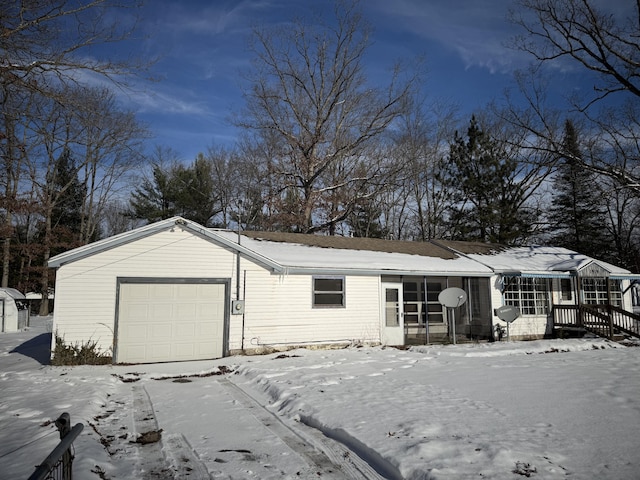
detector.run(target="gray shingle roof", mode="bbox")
[242,231,506,259]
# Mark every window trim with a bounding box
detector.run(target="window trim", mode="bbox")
[312,276,345,308]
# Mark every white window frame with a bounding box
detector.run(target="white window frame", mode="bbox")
[504,277,550,316]
[581,278,622,306]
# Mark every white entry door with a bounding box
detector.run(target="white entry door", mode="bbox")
[116,281,227,363]
[381,283,404,345]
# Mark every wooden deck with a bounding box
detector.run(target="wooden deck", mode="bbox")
[552,304,640,340]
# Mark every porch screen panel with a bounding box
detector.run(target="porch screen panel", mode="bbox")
[426,281,445,324]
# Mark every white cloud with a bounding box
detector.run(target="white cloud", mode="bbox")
[370,0,530,73]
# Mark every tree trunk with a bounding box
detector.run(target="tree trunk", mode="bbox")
[1,232,10,288]
[38,214,52,316]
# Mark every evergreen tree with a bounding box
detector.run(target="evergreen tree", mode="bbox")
[170,154,219,226]
[129,156,222,226]
[444,116,536,245]
[347,196,388,238]
[50,148,85,236]
[548,120,611,257]
[44,148,86,256]
[129,165,177,222]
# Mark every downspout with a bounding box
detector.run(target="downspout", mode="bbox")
[236,224,244,351]
[236,226,241,302]
[241,270,246,351]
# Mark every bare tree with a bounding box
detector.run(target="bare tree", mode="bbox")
[102,200,142,237]
[511,0,640,108]
[235,0,415,234]
[1,0,147,290]
[73,87,148,242]
[1,0,145,96]
[0,87,33,287]
[389,97,458,240]
[510,0,640,193]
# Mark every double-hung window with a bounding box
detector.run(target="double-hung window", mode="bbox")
[313,277,345,307]
[504,277,550,315]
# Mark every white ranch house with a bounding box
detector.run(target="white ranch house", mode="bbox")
[48,216,639,364]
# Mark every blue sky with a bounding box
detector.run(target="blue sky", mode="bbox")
[108,0,590,161]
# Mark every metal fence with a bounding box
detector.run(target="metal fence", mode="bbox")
[28,413,84,480]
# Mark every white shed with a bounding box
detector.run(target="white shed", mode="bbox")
[48,217,639,364]
[0,288,29,332]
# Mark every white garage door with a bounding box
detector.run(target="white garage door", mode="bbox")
[116,281,226,363]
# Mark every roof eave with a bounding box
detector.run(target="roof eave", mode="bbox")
[277,266,494,277]
[48,217,285,273]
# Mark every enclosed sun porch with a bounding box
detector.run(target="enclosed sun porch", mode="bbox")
[381,275,494,345]
[383,260,640,346]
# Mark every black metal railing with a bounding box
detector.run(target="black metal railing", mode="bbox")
[28,413,84,480]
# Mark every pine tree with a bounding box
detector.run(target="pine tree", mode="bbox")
[548,120,611,257]
[347,196,388,238]
[43,148,87,256]
[444,116,536,244]
[50,148,85,237]
[129,165,178,222]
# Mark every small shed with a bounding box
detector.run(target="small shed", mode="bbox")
[0,288,29,332]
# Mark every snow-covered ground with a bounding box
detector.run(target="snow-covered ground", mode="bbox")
[2,317,640,480]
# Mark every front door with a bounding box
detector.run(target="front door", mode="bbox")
[381,283,404,345]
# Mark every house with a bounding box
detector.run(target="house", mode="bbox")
[0,288,29,332]
[47,216,639,364]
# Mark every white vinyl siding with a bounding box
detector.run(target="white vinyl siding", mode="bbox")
[230,267,381,351]
[53,227,384,358]
[52,229,235,357]
[494,275,551,339]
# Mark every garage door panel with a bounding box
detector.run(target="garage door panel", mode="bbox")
[175,322,196,338]
[149,323,173,339]
[176,284,199,299]
[199,321,219,336]
[124,304,151,320]
[117,282,226,363]
[177,303,196,318]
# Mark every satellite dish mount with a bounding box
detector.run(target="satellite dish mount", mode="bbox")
[438,288,468,345]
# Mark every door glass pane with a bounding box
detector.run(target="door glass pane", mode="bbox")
[385,288,399,327]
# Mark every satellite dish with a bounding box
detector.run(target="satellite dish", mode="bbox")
[495,305,520,323]
[438,287,468,308]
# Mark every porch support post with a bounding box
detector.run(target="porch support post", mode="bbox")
[423,277,429,345]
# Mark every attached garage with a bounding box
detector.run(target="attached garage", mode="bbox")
[47,218,253,364]
[115,279,228,363]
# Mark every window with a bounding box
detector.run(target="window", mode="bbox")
[313,277,345,307]
[504,277,550,315]
[581,278,622,306]
[560,278,573,301]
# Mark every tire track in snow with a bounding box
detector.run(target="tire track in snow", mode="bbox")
[219,377,391,480]
[132,384,211,479]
